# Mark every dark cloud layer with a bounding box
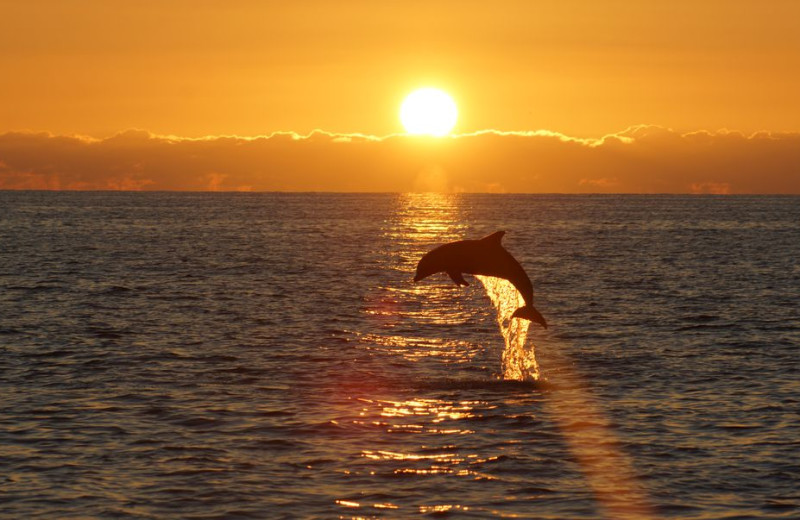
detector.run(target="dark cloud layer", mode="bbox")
[1,126,799,193]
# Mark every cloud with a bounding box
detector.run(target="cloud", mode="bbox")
[1,126,799,193]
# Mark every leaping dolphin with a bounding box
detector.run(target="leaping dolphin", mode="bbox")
[413,231,547,328]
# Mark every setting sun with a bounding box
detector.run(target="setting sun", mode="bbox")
[399,88,458,137]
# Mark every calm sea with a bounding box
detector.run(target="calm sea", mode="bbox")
[1,192,799,519]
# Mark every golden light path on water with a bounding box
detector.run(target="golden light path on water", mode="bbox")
[344,193,654,518]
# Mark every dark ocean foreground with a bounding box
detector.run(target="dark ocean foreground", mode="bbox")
[1,192,799,519]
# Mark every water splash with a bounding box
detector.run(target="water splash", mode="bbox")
[475,275,539,381]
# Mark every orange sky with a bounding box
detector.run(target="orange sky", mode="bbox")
[2,1,800,193]
[2,1,800,137]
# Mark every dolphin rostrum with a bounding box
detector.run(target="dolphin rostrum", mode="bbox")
[413,231,547,328]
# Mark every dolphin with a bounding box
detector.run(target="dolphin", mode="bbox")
[413,231,547,328]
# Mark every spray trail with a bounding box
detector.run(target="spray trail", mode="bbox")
[475,275,539,381]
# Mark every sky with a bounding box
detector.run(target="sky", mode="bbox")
[2,0,800,192]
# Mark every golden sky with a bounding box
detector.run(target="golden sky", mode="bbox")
[2,1,800,193]
[2,1,799,137]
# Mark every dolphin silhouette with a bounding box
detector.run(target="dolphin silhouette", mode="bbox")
[413,231,547,328]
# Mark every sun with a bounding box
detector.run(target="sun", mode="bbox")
[399,88,458,137]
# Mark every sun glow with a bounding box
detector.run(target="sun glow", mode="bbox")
[400,88,458,137]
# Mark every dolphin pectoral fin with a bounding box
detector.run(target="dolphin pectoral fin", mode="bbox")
[447,271,469,287]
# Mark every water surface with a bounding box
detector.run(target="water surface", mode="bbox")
[1,192,799,519]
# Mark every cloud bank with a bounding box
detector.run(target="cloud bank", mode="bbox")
[1,126,799,193]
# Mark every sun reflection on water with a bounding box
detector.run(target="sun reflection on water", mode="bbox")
[354,332,481,363]
[384,192,467,272]
[329,395,501,515]
[377,398,478,422]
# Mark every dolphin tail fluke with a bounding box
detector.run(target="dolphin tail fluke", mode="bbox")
[512,305,547,328]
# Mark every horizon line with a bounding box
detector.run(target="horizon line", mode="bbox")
[2,189,797,197]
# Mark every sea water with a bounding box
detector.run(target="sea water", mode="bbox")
[1,192,799,519]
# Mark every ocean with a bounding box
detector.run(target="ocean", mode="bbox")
[1,192,799,519]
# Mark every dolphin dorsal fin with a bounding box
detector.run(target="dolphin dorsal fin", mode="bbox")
[481,230,506,245]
